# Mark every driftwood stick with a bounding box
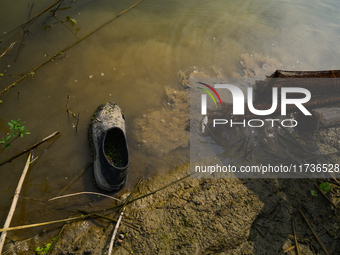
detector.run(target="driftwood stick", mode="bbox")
[0,152,31,253]
[292,214,300,255]
[108,209,125,255]
[314,183,337,208]
[299,208,329,255]
[0,131,60,167]
[55,162,92,196]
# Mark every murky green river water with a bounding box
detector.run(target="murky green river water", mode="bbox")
[0,0,340,239]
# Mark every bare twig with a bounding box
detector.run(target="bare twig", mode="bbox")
[46,220,67,255]
[75,112,80,133]
[299,208,329,255]
[322,225,337,239]
[66,95,70,113]
[108,208,125,255]
[314,183,337,208]
[49,191,121,202]
[0,152,31,253]
[283,245,295,253]
[0,41,19,58]
[0,131,60,166]
[14,3,34,62]
[292,214,300,255]
[254,225,265,237]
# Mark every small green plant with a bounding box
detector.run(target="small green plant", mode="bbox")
[319,182,331,194]
[65,16,77,26]
[0,119,30,152]
[35,243,51,254]
[35,236,57,254]
[311,182,331,197]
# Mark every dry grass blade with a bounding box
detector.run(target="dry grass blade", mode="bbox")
[49,191,122,202]
[0,214,90,233]
[299,208,329,255]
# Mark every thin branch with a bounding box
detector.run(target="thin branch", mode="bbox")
[292,214,300,255]
[314,183,337,208]
[0,131,60,167]
[299,208,329,255]
[0,41,19,58]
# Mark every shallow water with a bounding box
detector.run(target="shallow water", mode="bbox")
[0,0,340,238]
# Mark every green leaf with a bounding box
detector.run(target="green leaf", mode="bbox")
[0,73,3,76]
[70,18,77,25]
[311,190,318,196]
[8,122,14,127]
[319,182,331,194]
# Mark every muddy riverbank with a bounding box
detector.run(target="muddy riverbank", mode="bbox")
[4,153,340,254]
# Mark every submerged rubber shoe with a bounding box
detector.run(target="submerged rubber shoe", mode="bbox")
[89,102,129,192]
